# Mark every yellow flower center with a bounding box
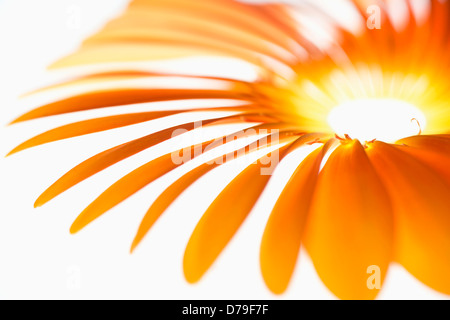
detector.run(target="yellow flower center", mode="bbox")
[327,98,427,143]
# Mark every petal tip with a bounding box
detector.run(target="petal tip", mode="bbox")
[34,193,49,208]
[130,239,139,254]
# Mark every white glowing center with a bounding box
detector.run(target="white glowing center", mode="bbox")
[327,98,426,142]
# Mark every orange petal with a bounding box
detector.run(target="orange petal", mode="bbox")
[83,13,294,66]
[304,140,393,300]
[51,0,305,70]
[34,113,264,207]
[69,151,179,234]
[72,127,297,234]
[397,135,450,153]
[183,143,296,283]
[7,111,176,156]
[8,107,271,156]
[34,122,202,207]
[367,141,450,295]
[128,0,302,53]
[130,162,216,253]
[395,135,450,185]
[130,128,303,253]
[11,88,250,124]
[260,136,335,294]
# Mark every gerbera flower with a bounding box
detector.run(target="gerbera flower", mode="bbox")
[7,0,450,299]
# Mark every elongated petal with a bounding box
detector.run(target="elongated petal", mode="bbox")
[367,141,450,295]
[304,140,393,300]
[34,116,236,207]
[34,112,275,207]
[183,143,296,283]
[130,127,303,252]
[72,125,297,234]
[7,111,176,156]
[51,0,306,70]
[260,136,335,294]
[130,162,215,253]
[397,135,450,153]
[11,87,250,124]
[395,136,450,185]
[83,14,295,66]
[49,44,232,69]
[8,106,267,156]
[127,0,303,52]
[70,152,179,234]
[34,122,201,207]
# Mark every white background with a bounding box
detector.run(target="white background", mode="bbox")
[0,0,447,300]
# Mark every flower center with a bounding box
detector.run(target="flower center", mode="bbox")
[327,98,427,143]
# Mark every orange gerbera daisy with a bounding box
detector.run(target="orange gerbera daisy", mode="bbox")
[8,0,450,299]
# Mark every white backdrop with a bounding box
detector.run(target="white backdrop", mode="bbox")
[0,0,447,300]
